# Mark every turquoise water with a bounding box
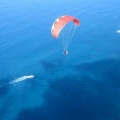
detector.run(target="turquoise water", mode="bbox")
[0,0,120,120]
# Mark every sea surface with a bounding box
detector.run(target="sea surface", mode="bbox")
[0,0,120,120]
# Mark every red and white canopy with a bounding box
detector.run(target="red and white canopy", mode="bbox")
[51,15,80,38]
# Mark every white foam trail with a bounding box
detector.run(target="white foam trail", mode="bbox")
[116,30,120,33]
[9,75,34,84]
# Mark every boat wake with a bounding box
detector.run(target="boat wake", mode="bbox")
[10,75,34,84]
[0,75,34,88]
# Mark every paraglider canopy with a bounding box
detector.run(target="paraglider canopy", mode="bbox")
[51,15,80,38]
[51,15,80,54]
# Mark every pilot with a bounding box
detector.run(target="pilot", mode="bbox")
[63,50,68,55]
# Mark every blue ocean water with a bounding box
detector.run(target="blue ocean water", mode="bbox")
[0,0,120,120]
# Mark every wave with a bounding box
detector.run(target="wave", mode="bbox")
[9,75,34,84]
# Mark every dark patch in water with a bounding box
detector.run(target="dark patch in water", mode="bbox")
[40,59,62,72]
[16,58,120,120]
[16,108,44,120]
[0,85,8,97]
[0,78,10,97]
[75,58,120,89]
